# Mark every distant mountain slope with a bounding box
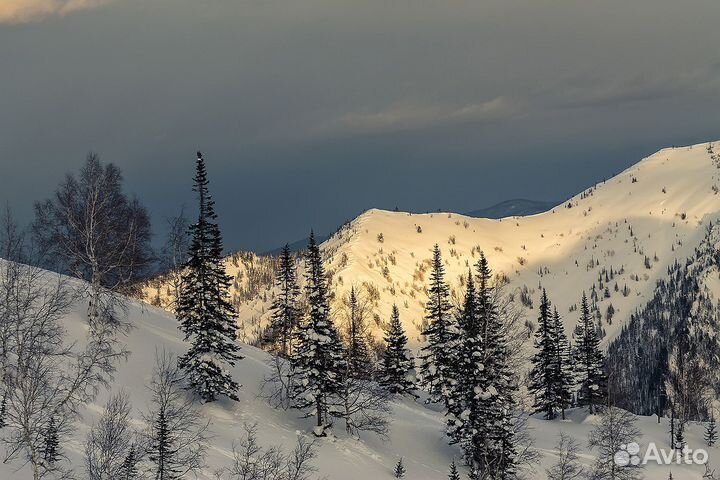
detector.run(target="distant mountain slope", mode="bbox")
[142,142,720,352]
[465,199,560,219]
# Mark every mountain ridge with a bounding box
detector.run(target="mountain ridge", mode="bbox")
[142,141,720,351]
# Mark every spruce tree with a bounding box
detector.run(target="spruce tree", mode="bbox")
[475,253,517,479]
[393,457,406,478]
[447,272,481,451]
[379,304,415,395]
[120,444,139,480]
[448,460,461,480]
[145,352,208,480]
[265,244,301,357]
[291,232,346,436]
[150,409,174,479]
[43,416,60,465]
[529,289,559,419]
[552,307,574,420]
[419,244,455,405]
[345,287,372,379]
[573,291,608,413]
[706,415,718,447]
[177,152,242,402]
[448,256,518,479]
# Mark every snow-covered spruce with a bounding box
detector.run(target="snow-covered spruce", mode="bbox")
[573,291,607,414]
[529,289,572,420]
[378,304,416,396]
[177,152,242,402]
[263,243,301,357]
[446,253,519,478]
[290,232,346,435]
[343,286,373,380]
[551,306,574,421]
[418,244,455,406]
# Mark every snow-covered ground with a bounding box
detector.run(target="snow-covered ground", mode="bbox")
[1,293,717,479]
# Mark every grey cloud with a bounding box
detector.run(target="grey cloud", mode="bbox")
[543,66,720,110]
[320,97,519,136]
[1,0,720,251]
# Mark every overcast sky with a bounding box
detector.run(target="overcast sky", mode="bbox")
[1,0,719,252]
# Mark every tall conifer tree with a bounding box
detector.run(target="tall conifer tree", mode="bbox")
[43,416,60,465]
[447,255,518,479]
[529,289,559,419]
[552,307,574,420]
[573,291,608,413]
[177,152,242,402]
[345,287,372,379]
[474,254,517,479]
[291,232,346,435]
[419,244,455,405]
[446,272,480,450]
[379,305,415,395]
[265,244,301,357]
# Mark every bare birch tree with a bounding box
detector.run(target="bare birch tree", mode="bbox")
[0,259,128,479]
[85,391,138,480]
[158,207,190,311]
[222,423,318,480]
[32,152,153,327]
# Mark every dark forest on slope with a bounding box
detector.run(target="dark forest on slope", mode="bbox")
[609,222,720,422]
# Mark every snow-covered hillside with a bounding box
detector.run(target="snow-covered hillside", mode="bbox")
[142,141,720,349]
[3,276,719,479]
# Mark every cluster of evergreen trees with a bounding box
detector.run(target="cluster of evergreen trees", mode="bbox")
[529,290,608,421]
[418,247,519,478]
[261,239,609,476]
[262,232,415,437]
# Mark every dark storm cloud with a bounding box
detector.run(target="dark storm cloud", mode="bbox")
[1,0,720,252]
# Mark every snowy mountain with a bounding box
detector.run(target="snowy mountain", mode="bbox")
[142,141,720,351]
